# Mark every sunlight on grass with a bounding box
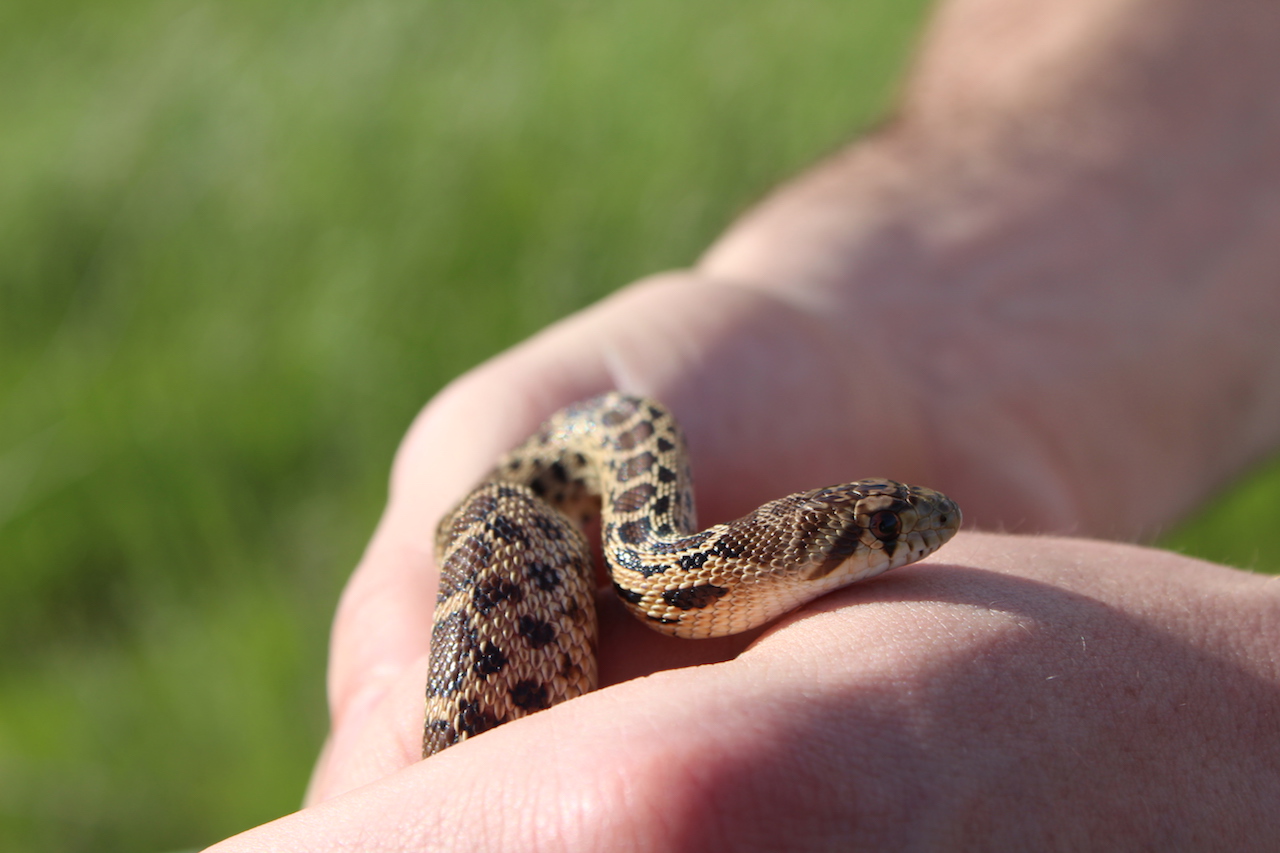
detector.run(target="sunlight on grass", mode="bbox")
[1161,452,1280,574]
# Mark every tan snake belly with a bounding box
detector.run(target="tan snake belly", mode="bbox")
[423,392,960,756]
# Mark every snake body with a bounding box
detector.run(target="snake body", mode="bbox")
[423,392,960,756]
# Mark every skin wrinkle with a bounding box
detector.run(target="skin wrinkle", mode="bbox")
[325,534,434,741]
[661,660,928,849]
[315,651,427,794]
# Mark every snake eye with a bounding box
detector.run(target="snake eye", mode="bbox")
[868,510,900,541]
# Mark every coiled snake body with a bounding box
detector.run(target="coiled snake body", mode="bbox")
[423,392,960,756]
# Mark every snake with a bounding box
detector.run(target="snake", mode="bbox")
[423,392,961,756]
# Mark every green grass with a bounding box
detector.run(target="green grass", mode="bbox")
[1,2,1277,851]
[0,1,932,850]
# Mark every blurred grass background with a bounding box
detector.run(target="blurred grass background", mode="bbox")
[0,1,1276,851]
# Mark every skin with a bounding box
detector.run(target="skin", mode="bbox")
[208,0,1280,848]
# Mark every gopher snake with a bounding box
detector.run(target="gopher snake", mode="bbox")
[423,393,961,756]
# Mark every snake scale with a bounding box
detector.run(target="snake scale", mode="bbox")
[423,392,961,756]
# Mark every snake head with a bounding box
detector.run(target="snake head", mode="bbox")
[794,478,961,582]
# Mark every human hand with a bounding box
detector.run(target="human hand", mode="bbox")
[206,269,1280,850]
[301,268,964,804]
[208,525,1280,851]
[206,0,1280,844]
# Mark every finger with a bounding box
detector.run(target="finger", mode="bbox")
[222,534,1280,851]
[215,659,785,853]
[214,550,974,853]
